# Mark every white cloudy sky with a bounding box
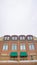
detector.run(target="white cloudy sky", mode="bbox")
[0,0,37,37]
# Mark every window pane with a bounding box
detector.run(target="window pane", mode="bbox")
[3,44,8,50]
[15,37,17,40]
[12,44,17,50]
[3,45,6,50]
[32,44,35,50]
[6,45,8,50]
[23,37,25,40]
[12,37,17,40]
[7,37,9,40]
[5,37,7,40]
[23,45,26,50]
[20,45,22,50]
[20,37,22,40]
[29,44,35,50]
[12,37,14,40]
[20,44,26,50]
[29,45,32,50]
[4,37,9,40]
[27,37,30,40]
[27,36,32,40]
[20,37,25,40]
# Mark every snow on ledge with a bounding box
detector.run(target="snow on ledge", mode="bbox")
[19,60,37,62]
[0,60,37,63]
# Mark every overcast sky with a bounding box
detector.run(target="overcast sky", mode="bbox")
[0,0,37,37]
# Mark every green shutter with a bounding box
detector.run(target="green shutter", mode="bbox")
[20,52,28,57]
[10,52,18,57]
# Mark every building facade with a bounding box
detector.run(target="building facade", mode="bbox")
[0,35,37,61]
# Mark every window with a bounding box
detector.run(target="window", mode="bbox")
[30,55,36,60]
[10,57,18,60]
[27,36,33,40]
[7,37,10,40]
[5,37,7,40]
[12,37,14,40]
[30,55,33,60]
[29,44,35,50]
[14,37,17,40]
[20,44,26,50]
[12,44,17,50]
[4,37,10,40]
[3,44,8,50]
[20,57,27,60]
[20,36,25,40]
[12,37,17,40]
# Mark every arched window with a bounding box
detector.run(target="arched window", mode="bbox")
[4,35,10,41]
[12,36,18,40]
[19,35,25,40]
[4,37,10,40]
[27,35,33,40]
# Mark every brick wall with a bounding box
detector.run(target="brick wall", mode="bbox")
[0,62,37,65]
